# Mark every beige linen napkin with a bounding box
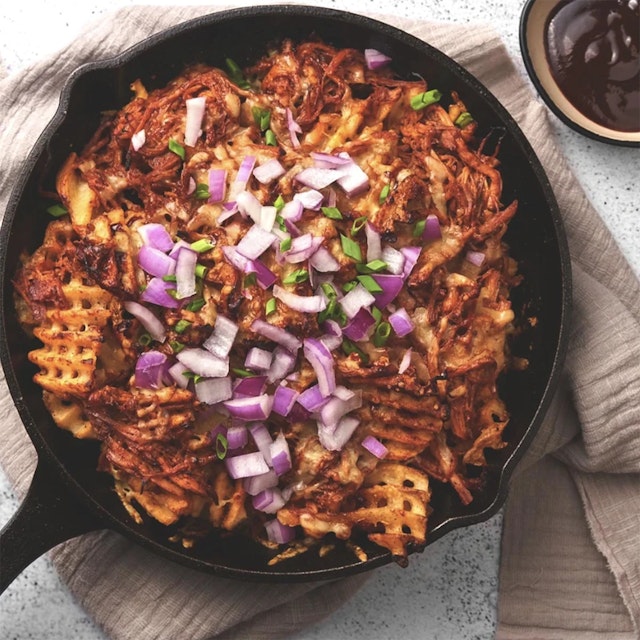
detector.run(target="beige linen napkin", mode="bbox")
[1,5,639,639]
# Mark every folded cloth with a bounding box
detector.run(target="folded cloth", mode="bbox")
[0,5,638,640]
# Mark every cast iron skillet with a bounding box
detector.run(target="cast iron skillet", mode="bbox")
[0,5,571,592]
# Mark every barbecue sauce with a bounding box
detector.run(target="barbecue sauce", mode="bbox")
[544,0,640,132]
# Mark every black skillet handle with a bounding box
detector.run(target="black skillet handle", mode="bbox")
[0,457,104,594]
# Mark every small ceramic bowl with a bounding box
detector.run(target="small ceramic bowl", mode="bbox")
[520,0,640,147]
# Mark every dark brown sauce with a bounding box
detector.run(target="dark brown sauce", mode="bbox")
[544,0,640,132]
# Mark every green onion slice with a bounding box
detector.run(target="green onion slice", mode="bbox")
[215,433,229,460]
[340,234,362,262]
[47,204,68,218]
[351,216,368,235]
[282,268,309,284]
[168,138,185,160]
[265,130,277,146]
[190,238,214,253]
[174,319,191,334]
[357,274,383,293]
[321,206,343,220]
[252,106,271,132]
[455,111,474,128]
[194,183,210,200]
[373,321,392,347]
[410,89,442,111]
[265,298,277,316]
[379,184,390,204]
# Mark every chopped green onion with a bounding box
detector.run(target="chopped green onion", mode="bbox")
[232,367,256,378]
[185,298,205,312]
[373,321,392,347]
[318,297,346,326]
[342,280,358,293]
[351,216,368,235]
[194,183,210,200]
[252,106,272,132]
[168,138,185,160]
[340,234,362,262]
[379,184,390,204]
[357,274,383,293]
[371,306,383,325]
[190,238,214,253]
[455,111,474,128]
[321,282,337,300]
[244,273,257,287]
[215,433,228,460]
[225,58,250,89]
[183,371,203,384]
[138,332,152,346]
[47,204,68,218]
[410,89,442,111]
[163,274,177,282]
[413,219,426,238]
[357,259,388,274]
[265,129,277,146]
[169,340,185,353]
[166,288,179,300]
[265,298,277,316]
[342,339,370,364]
[275,214,286,232]
[174,319,191,334]
[195,264,208,279]
[273,194,285,212]
[282,268,309,284]
[280,236,292,252]
[321,206,343,220]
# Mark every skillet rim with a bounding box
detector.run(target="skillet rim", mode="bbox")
[0,4,572,582]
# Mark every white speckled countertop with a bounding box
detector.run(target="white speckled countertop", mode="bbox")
[0,1,638,639]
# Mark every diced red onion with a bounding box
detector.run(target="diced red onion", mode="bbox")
[227,424,249,450]
[280,199,303,222]
[244,469,278,495]
[134,351,167,389]
[270,432,292,475]
[371,275,404,309]
[297,384,330,412]
[342,306,376,342]
[236,224,277,260]
[229,156,256,199]
[336,158,369,196]
[398,347,413,375]
[259,205,277,231]
[184,96,206,147]
[309,247,339,272]
[381,245,405,275]
[319,389,362,432]
[140,277,180,309]
[252,487,286,514]
[293,189,324,210]
[245,259,277,289]
[131,129,146,151]
[250,319,302,353]
[253,159,285,185]
[267,346,297,383]
[401,246,422,277]
[466,250,485,267]
[175,246,198,300]
[168,238,192,259]
[286,108,302,148]
[217,201,239,225]
[364,48,392,70]
[273,285,327,314]
[222,245,249,271]
[137,245,176,279]
[124,300,167,342]
[332,385,355,402]
[208,168,227,203]
[168,361,189,389]
[294,166,347,190]
[318,415,360,451]
[137,223,173,252]
[233,375,268,398]
[282,233,322,263]
[310,152,352,169]
[187,177,196,195]
[272,385,299,417]
[226,451,270,479]
[236,190,263,225]
[320,332,342,351]
[423,214,442,241]
[325,187,337,208]
[195,376,233,405]
[245,347,273,373]
[339,284,376,319]
[389,307,414,337]
[203,315,238,360]
[265,519,297,544]
[365,223,382,262]
[223,394,273,421]
[176,347,229,378]
[361,435,389,459]
[249,422,273,466]
[303,338,336,397]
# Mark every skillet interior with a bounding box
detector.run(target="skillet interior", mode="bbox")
[0,6,571,581]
